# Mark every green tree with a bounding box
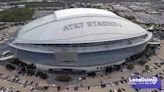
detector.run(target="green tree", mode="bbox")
[0,8,34,22]
[145,65,149,70]
[127,64,134,70]
[6,64,16,70]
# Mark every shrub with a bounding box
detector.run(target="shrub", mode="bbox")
[127,64,134,70]
[145,65,150,70]
[138,60,147,65]
[27,70,35,76]
[55,75,72,82]
[57,86,61,91]
[105,66,113,73]
[36,71,48,79]
[87,72,96,77]
[6,64,16,70]
[10,58,36,69]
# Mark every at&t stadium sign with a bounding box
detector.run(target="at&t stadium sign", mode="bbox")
[63,21,122,31]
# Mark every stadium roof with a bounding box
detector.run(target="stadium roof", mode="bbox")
[54,8,117,20]
[13,8,149,44]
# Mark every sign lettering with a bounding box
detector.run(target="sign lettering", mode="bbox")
[63,21,122,31]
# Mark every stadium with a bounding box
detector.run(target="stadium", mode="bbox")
[9,8,152,71]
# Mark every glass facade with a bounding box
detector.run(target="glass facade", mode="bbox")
[28,34,148,48]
